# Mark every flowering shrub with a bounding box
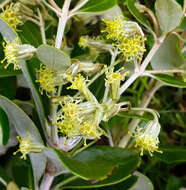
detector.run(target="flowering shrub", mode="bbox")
[0,0,185,189]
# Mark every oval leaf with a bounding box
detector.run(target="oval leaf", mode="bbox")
[155,0,183,33]
[54,146,139,180]
[0,107,10,146]
[36,45,71,71]
[153,74,186,88]
[80,0,117,13]
[0,95,46,186]
[58,175,137,189]
[0,95,42,143]
[0,18,17,41]
[151,34,185,70]
[131,171,154,190]
[155,147,186,164]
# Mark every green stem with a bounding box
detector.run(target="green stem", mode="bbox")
[55,176,79,189]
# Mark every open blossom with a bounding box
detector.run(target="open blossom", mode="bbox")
[1,38,20,70]
[133,121,162,156]
[36,65,58,96]
[1,38,36,70]
[101,17,125,41]
[0,3,21,29]
[13,135,44,160]
[54,96,102,144]
[102,16,146,62]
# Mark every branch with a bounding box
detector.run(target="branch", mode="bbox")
[55,0,72,49]
[37,8,47,44]
[70,0,89,14]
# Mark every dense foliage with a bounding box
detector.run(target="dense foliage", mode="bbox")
[0,0,186,190]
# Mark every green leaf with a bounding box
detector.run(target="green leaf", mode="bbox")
[0,95,46,186]
[166,176,185,190]
[155,147,186,163]
[18,21,42,47]
[0,17,49,142]
[178,16,186,30]
[29,153,47,188]
[0,108,10,146]
[36,45,71,71]
[151,34,185,70]
[80,0,117,13]
[0,18,17,41]
[58,175,137,189]
[0,95,42,143]
[131,171,154,190]
[0,64,21,77]
[54,146,139,180]
[154,74,186,88]
[155,0,183,33]
[126,0,153,33]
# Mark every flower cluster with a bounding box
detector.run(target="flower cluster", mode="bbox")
[133,121,162,156]
[1,38,36,70]
[0,3,21,29]
[36,65,59,96]
[13,135,44,160]
[54,96,102,145]
[102,17,146,62]
[1,38,20,70]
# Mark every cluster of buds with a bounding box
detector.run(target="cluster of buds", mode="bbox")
[1,38,36,70]
[14,135,44,160]
[101,17,146,62]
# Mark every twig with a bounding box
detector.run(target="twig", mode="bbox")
[48,0,61,12]
[145,70,185,74]
[55,176,78,189]
[70,0,89,14]
[136,4,159,37]
[42,0,62,16]
[39,173,54,190]
[119,37,165,96]
[55,0,71,49]
[24,15,40,26]
[37,8,47,44]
